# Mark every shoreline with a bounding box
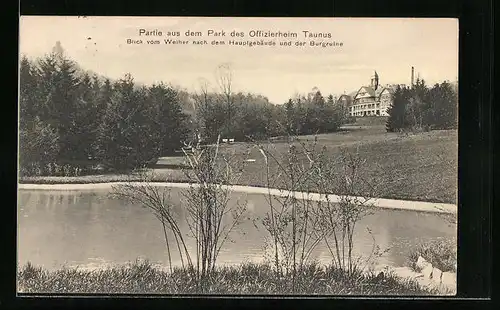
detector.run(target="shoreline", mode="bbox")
[16,260,456,295]
[18,181,457,214]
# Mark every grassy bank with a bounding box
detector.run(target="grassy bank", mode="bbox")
[18,260,445,295]
[18,128,458,204]
[345,116,389,127]
[407,239,457,273]
[19,169,188,185]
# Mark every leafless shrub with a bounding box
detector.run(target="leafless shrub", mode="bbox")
[112,135,249,292]
[111,169,182,275]
[308,145,384,277]
[252,136,324,291]
[253,131,384,292]
[181,134,249,289]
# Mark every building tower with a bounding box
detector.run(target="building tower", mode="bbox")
[370,70,379,90]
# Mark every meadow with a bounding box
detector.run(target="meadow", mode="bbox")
[233,126,458,203]
[20,125,458,204]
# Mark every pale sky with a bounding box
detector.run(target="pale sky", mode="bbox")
[19,16,458,104]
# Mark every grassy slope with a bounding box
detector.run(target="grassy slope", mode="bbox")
[19,127,458,204]
[212,127,457,203]
[348,116,389,126]
[17,260,446,295]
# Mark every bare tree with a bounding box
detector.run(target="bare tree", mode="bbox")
[192,78,213,143]
[215,63,235,138]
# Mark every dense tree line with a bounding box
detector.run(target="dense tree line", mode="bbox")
[190,88,344,143]
[284,92,343,136]
[190,66,345,143]
[19,44,345,176]
[19,48,189,176]
[386,78,458,132]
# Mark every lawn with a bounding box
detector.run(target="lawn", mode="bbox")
[215,126,458,204]
[19,127,458,204]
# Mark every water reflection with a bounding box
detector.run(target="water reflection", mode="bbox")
[17,189,456,270]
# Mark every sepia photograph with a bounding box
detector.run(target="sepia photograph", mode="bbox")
[17,16,458,296]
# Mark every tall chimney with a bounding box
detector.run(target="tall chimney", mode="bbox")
[411,66,415,88]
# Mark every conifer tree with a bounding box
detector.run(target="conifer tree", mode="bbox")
[19,55,60,174]
[148,83,189,155]
[19,56,39,129]
[18,116,59,176]
[431,81,458,129]
[386,86,411,132]
[71,73,96,161]
[96,74,138,170]
[406,78,430,129]
[36,44,81,162]
[285,98,295,134]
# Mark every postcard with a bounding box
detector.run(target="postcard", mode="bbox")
[17,16,458,296]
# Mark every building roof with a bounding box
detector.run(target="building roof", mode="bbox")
[359,85,397,97]
[337,94,353,104]
[375,87,384,97]
[339,85,396,107]
[347,90,358,97]
[360,86,376,97]
[337,91,357,106]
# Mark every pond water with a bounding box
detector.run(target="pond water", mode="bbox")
[17,188,456,270]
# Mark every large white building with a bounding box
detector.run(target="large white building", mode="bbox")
[338,71,406,117]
